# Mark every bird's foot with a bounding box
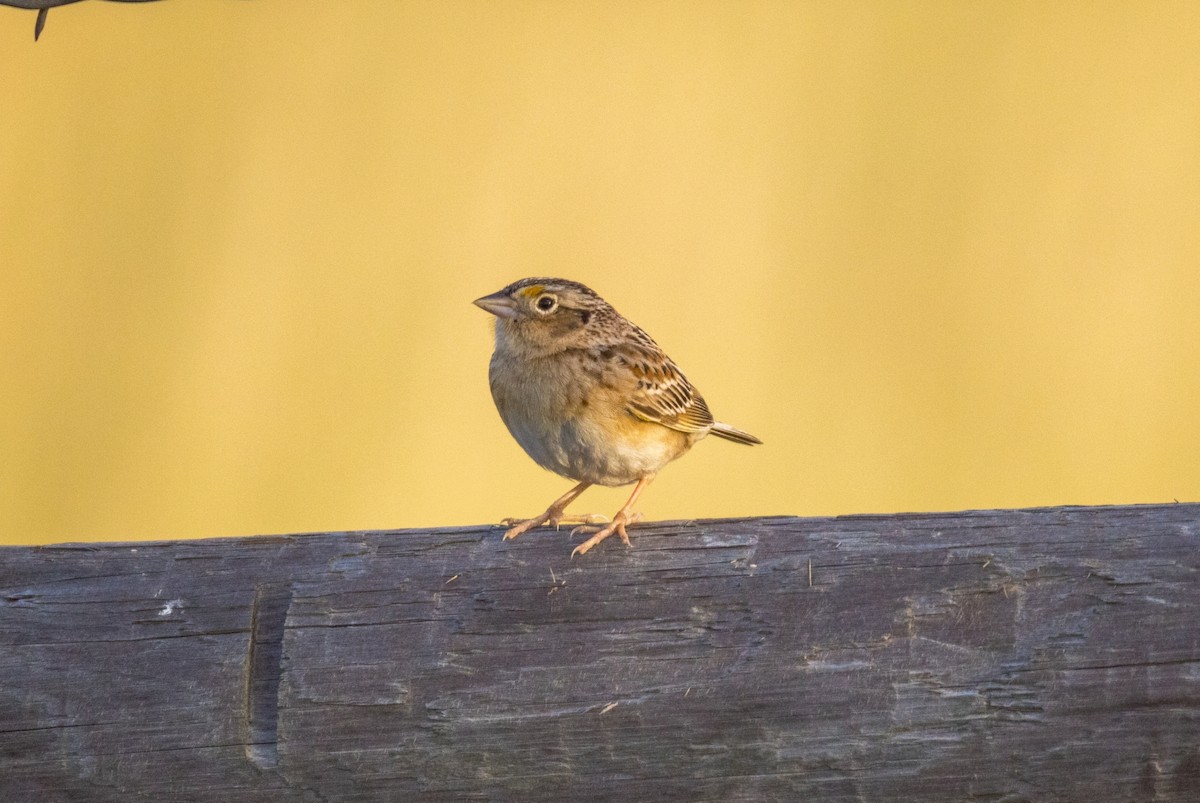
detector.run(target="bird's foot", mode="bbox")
[570,511,643,557]
[500,511,608,541]
[500,515,545,541]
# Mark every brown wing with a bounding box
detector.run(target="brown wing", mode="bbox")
[615,340,715,435]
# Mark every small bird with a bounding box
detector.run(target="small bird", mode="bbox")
[474,277,761,556]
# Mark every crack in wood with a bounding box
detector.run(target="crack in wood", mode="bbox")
[244,582,293,770]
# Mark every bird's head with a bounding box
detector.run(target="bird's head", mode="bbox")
[474,277,612,356]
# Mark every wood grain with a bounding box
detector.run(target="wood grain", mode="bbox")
[2,504,1199,801]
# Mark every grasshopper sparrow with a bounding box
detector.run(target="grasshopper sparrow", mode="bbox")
[474,277,760,556]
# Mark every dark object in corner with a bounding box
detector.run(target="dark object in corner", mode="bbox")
[0,0,169,42]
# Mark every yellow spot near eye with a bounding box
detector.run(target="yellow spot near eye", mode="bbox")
[520,285,545,297]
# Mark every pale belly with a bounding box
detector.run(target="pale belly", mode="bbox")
[489,356,698,486]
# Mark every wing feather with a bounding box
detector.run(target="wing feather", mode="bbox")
[615,340,714,435]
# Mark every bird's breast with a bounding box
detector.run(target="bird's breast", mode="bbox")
[488,351,695,486]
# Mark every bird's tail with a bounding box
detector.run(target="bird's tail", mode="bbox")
[709,422,762,446]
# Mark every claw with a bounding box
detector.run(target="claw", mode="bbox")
[502,517,539,541]
[571,512,643,557]
[497,476,653,556]
[496,481,594,542]
[557,512,609,527]
[501,511,608,541]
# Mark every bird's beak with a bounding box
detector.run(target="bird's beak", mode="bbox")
[473,291,520,319]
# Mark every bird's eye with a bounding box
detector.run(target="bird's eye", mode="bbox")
[535,295,557,312]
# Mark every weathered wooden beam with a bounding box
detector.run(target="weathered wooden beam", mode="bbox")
[2,504,1198,801]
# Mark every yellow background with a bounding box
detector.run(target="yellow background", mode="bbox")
[2,1,1198,545]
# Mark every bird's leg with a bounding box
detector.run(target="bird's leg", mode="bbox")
[570,475,654,557]
[501,481,601,541]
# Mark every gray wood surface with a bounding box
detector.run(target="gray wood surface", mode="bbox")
[2,504,1199,801]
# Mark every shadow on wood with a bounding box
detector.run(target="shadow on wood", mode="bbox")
[2,504,1199,801]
